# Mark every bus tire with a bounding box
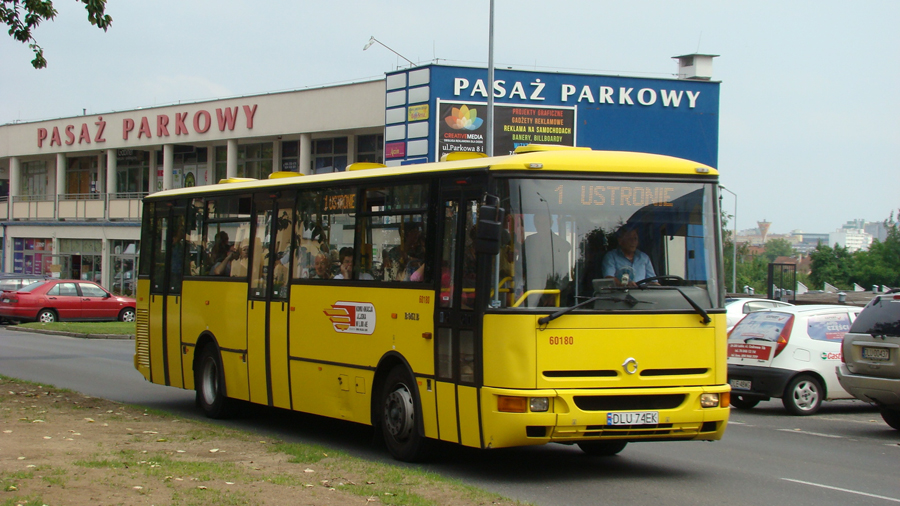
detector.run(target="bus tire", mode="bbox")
[380,365,431,462]
[195,345,235,419]
[577,440,628,456]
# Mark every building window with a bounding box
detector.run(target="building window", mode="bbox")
[281,141,300,172]
[357,134,384,164]
[238,143,273,179]
[110,240,139,296]
[215,146,227,184]
[58,239,102,283]
[12,238,52,275]
[20,161,48,200]
[313,137,348,174]
[116,150,149,196]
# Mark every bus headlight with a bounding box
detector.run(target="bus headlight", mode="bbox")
[700,393,720,408]
[530,397,549,412]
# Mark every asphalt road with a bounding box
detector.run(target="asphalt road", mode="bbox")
[1,328,898,506]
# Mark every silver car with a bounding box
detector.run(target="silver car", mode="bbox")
[836,291,900,430]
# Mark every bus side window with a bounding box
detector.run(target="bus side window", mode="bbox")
[185,198,205,277]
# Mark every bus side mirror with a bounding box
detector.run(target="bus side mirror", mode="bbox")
[475,194,505,255]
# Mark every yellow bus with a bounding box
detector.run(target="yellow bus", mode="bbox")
[134,145,730,461]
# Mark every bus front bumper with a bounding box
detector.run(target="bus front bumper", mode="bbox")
[479,385,731,450]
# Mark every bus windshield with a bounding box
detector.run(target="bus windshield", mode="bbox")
[489,177,721,311]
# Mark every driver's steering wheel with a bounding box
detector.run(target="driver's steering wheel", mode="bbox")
[635,275,684,286]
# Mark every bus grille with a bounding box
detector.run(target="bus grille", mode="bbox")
[135,309,150,368]
[573,394,685,411]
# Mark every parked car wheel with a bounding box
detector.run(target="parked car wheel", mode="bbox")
[783,375,823,415]
[37,309,57,323]
[577,440,628,456]
[729,395,761,410]
[118,308,136,322]
[880,408,900,430]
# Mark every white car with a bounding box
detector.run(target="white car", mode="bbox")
[725,297,794,332]
[727,305,861,415]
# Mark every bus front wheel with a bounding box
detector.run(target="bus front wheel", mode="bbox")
[380,366,431,462]
[195,346,235,419]
[577,440,628,456]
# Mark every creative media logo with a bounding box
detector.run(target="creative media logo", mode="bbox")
[444,105,483,130]
[323,301,376,335]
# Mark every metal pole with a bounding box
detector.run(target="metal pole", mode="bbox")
[720,186,737,293]
[486,0,495,157]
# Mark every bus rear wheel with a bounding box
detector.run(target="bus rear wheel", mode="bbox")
[195,346,235,419]
[577,440,628,456]
[380,366,430,462]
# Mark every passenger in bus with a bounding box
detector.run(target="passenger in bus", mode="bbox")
[334,247,374,280]
[229,240,250,277]
[601,224,656,287]
[208,231,232,276]
[378,247,400,281]
[399,224,426,282]
[310,252,332,279]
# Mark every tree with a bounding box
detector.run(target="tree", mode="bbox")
[1,0,111,69]
[763,238,794,262]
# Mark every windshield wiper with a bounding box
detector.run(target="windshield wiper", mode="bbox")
[640,286,711,325]
[538,292,653,326]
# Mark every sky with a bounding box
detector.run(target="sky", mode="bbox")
[1,0,898,235]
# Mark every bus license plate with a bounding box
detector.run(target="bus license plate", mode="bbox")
[862,347,890,361]
[606,411,659,426]
[730,379,752,390]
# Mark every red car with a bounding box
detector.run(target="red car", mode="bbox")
[0,279,136,323]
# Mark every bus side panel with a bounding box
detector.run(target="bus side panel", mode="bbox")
[165,295,184,388]
[289,285,435,373]
[457,385,481,448]
[148,294,166,385]
[247,301,268,405]
[290,361,370,423]
[435,381,459,443]
[269,301,291,409]
[134,279,151,381]
[416,377,438,439]
[194,281,250,401]
[482,315,538,389]
[179,280,209,391]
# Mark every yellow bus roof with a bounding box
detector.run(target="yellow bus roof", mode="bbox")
[146,147,718,201]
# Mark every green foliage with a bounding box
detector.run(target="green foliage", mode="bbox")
[809,222,900,290]
[1,0,112,68]
[764,238,794,262]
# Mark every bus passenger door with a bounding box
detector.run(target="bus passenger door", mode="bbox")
[247,195,294,410]
[434,183,483,448]
[148,202,186,388]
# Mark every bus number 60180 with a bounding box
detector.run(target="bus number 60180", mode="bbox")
[549,336,574,345]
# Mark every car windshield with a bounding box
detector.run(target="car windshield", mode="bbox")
[487,177,722,311]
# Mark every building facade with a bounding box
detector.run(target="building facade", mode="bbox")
[0,63,720,294]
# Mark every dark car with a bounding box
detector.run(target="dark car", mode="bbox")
[836,290,900,430]
[0,279,136,323]
[0,273,49,292]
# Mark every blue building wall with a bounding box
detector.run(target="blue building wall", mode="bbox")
[383,64,719,168]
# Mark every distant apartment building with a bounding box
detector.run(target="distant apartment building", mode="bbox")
[830,221,874,252]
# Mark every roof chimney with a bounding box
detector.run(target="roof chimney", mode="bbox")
[673,53,718,80]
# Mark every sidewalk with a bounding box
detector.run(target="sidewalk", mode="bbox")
[5,325,134,340]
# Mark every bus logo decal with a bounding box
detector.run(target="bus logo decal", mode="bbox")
[323,301,376,335]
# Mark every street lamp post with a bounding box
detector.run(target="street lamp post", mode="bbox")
[719,185,737,293]
[362,36,415,67]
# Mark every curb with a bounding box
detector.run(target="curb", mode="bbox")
[6,325,134,340]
